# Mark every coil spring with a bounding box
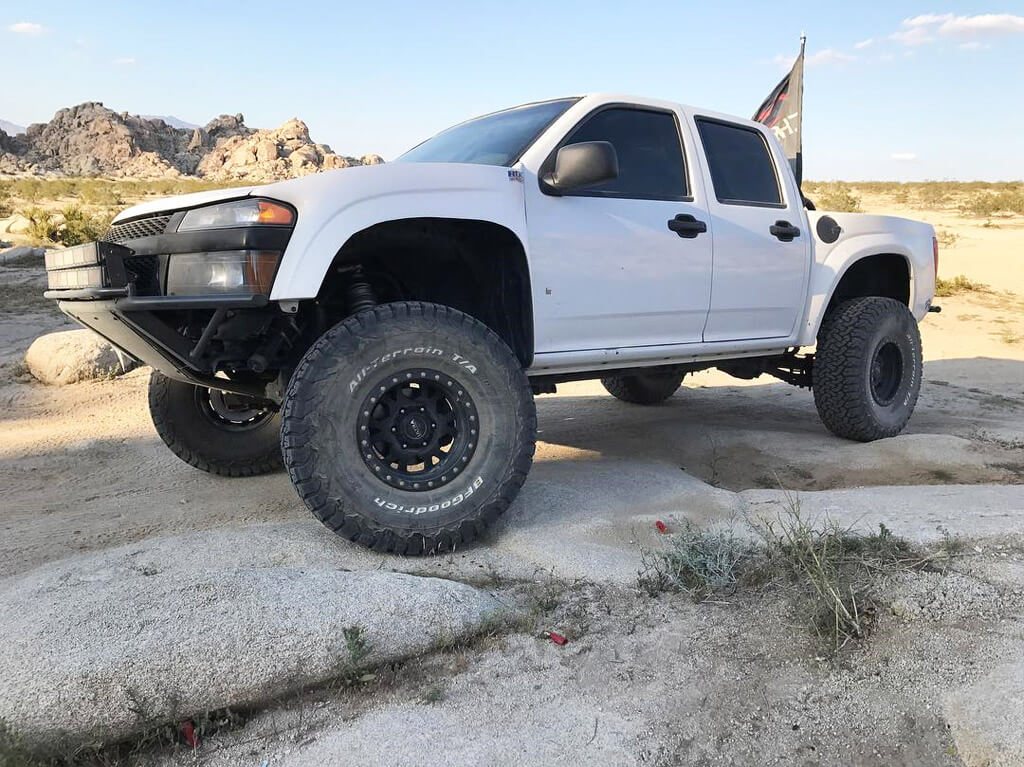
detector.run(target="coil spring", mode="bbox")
[346,269,377,314]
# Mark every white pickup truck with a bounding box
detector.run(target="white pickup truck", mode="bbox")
[44,93,938,553]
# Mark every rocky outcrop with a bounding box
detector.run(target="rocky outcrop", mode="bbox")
[197,118,369,182]
[1,102,381,179]
[0,527,505,748]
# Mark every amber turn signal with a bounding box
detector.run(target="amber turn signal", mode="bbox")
[257,201,295,226]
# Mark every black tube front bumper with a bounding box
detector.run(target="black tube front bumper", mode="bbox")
[56,295,273,397]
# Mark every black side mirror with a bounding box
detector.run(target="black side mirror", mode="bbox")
[541,141,618,195]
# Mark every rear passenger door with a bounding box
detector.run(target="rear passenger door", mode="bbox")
[691,116,810,342]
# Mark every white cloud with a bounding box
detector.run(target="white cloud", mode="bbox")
[892,13,1024,46]
[114,57,136,66]
[805,48,856,67]
[854,38,874,49]
[891,153,917,161]
[8,21,45,36]
[957,41,991,51]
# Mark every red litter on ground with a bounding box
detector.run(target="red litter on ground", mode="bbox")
[655,520,668,533]
[544,630,568,646]
[181,720,199,748]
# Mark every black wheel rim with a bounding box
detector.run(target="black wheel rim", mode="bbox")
[870,341,904,406]
[357,369,478,491]
[196,388,274,431]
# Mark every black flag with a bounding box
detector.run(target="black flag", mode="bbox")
[754,35,805,186]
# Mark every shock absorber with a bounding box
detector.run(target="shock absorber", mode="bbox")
[345,267,377,314]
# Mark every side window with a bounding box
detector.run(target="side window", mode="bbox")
[563,108,688,200]
[695,119,782,206]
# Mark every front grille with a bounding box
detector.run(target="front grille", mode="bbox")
[102,215,171,244]
[124,255,162,295]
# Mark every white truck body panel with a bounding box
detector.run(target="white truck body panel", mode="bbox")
[109,92,936,376]
[259,163,529,302]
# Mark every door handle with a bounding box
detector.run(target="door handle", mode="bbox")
[769,220,801,242]
[667,214,707,239]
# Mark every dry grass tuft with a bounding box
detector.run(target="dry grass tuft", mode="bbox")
[934,274,991,297]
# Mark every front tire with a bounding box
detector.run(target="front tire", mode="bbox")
[601,372,684,405]
[813,297,922,442]
[280,302,536,555]
[148,371,282,476]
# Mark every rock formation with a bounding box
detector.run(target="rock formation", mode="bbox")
[0,102,382,180]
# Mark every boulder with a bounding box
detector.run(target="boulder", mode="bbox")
[0,534,504,748]
[24,329,136,385]
[946,661,1024,766]
[0,245,45,264]
[4,213,30,234]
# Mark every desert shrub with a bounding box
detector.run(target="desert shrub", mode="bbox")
[935,230,959,248]
[934,274,990,297]
[641,495,926,654]
[79,180,124,207]
[639,521,755,596]
[58,205,109,246]
[960,188,1024,217]
[814,184,861,213]
[960,192,1000,217]
[915,182,951,208]
[23,207,59,245]
[751,498,916,653]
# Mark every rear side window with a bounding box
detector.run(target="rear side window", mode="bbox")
[563,108,689,200]
[695,119,782,206]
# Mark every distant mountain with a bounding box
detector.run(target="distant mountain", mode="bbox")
[0,101,383,180]
[141,115,201,131]
[0,119,26,135]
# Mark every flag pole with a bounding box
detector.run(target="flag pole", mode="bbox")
[798,32,806,190]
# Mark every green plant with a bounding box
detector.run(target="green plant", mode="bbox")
[418,683,445,705]
[752,492,920,653]
[639,519,755,597]
[57,205,110,247]
[23,207,59,245]
[342,624,371,668]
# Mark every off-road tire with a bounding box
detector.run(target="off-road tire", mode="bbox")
[148,371,282,476]
[813,297,922,442]
[601,372,684,405]
[280,302,536,554]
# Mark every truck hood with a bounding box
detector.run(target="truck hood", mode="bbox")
[111,185,255,223]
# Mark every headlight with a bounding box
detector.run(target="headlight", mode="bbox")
[177,199,294,232]
[166,251,281,296]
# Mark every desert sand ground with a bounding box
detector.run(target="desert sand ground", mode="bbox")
[0,188,1022,765]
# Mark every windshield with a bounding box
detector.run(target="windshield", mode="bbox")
[397,98,578,167]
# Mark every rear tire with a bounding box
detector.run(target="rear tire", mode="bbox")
[813,297,922,442]
[280,302,536,555]
[148,371,282,476]
[601,371,684,405]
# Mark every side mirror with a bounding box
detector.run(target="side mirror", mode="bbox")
[541,141,618,194]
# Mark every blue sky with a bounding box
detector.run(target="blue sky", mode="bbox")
[3,1,1022,180]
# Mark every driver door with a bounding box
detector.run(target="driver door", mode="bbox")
[523,105,713,354]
